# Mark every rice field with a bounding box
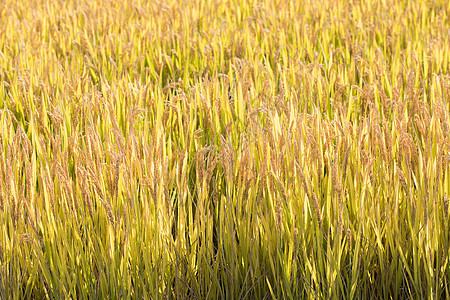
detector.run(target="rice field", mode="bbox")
[0,0,449,298]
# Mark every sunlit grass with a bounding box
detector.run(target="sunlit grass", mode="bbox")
[0,0,449,298]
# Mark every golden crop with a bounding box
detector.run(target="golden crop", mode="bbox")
[0,0,449,298]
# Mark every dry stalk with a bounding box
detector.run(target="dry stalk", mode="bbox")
[77,166,94,219]
[113,154,121,202]
[308,133,322,183]
[196,148,206,183]
[6,151,16,227]
[0,152,4,211]
[396,166,415,223]
[0,186,3,212]
[91,174,115,227]
[257,134,268,205]
[444,194,449,219]
[23,199,43,248]
[43,172,56,215]
[276,196,283,232]
[311,189,323,228]
[435,144,443,199]
[342,141,352,179]
[422,156,429,223]
[119,206,128,257]
[383,119,393,167]
[26,163,32,205]
[178,151,186,184]
[346,228,352,248]
[332,152,344,235]
[57,162,74,215]
[153,145,161,214]
[291,227,298,281]
[296,161,322,227]
[205,149,220,185]
[162,156,172,217]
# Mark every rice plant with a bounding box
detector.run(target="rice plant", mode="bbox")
[0,0,449,298]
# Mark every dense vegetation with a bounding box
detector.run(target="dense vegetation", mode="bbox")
[0,0,449,298]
